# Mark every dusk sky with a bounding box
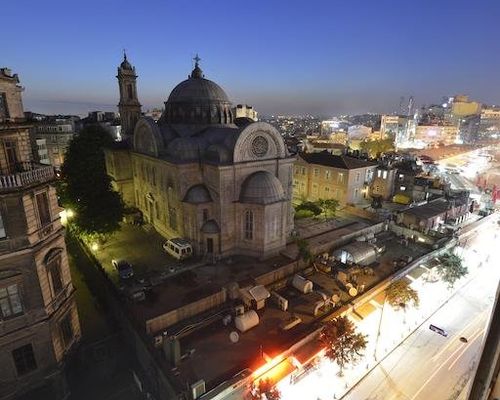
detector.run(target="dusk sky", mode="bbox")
[4,0,500,116]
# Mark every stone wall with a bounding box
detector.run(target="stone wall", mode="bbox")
[145,289,228,335]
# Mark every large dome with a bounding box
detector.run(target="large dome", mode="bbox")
[162,61,233,126]
[240,171,285,205]
[168,78,230,104]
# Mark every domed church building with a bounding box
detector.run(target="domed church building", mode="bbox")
[106,55,295,259]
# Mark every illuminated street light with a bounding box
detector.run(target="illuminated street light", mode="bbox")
[91,243,99,252]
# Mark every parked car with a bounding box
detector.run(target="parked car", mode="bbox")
[163,238,193,260]
[112,259,134,279]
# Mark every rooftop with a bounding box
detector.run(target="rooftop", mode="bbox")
[298,151,377,170]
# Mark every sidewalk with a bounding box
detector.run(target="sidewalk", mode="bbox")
[277,225,493,399]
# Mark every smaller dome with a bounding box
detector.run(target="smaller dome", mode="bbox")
[240,171,285,205]
[183,184,212,203]
[201,219,220,234]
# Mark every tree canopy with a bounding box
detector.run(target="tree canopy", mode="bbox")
[437,252,468,288]
[318,198,339,220]
[59,124,123,238]
[385,279,420,310]
[359,138,394,158]
[320,316,367,375]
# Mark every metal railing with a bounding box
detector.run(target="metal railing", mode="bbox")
[0,161,55,190]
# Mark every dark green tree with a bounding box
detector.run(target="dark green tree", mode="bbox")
[437,252,468,288]
[59,124,123,238]
[385,279,419,310]
[320,316,367,376]
[295,201,322,217]
[318,198,339,220]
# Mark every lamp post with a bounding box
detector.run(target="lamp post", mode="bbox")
[374,293,387,362]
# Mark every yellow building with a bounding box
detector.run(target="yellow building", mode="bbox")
[293,152,376,205]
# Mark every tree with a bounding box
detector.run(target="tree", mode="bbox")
[296,238,312,264]
[385,279,419,310]
[247,378,281,400]
[437,251,468,288]
[295,201,322,219]
[59,124,124,239]
[320,316,367,376]
[319,198,339,220]
[359,138,394,158]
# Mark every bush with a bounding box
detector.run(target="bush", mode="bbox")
[295,209,315,219]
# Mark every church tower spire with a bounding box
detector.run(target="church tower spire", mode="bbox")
[117,51,141,141]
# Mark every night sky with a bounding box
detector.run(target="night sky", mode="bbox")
[4,0,500,116]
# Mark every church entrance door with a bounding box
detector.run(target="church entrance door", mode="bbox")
[206,238,214,254]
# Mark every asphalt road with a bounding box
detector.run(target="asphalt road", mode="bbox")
[343,232,498,400]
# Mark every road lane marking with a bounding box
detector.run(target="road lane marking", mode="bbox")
[431,313,485,362]
[448,329,484,371]
[409,329,480,400]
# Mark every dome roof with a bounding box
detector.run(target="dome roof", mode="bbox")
[183,184,212,203]
[201,219,220,234]
[167,61,230,104]
[240,171,285,205]
[167,137,205,161]
[162,59,234,127]
[168,77,230,104]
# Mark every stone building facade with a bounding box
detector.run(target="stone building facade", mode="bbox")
[293,151,376,205]
[106,57,295,259]
[0,68,80,400]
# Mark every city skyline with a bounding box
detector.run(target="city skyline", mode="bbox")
[4,0,500,116]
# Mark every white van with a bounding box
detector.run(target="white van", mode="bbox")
[163,238,193,260]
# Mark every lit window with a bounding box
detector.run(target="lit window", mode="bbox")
[338,173,344,183]
[377,170,382,178]
[400,186,406,191]
[325,170,331,179]
[0,284,23,319]
[382,171,388,179]
[314,168,319,177]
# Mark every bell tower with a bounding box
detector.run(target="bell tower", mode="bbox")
[117,51,141,141]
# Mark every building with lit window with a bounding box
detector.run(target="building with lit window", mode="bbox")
[105,56,295,259]
[32,117,78,169]
[292,151,376,205]
[0,68,80,400]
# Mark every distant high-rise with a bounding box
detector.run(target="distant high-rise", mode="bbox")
[116,52,141,141]
[0,68,81,400]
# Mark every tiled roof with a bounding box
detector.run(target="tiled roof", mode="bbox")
[298,151,377,169]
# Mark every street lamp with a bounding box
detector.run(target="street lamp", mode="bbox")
[374,293,387,361]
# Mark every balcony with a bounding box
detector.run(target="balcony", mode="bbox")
[0,162,55,191]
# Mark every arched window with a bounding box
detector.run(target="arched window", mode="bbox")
[244,210,253,240]
[127,84,133,100]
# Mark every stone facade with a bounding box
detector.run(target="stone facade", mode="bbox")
[0,69,81,400]
[106,58,295,259]
[116,53,141,141]
[293,152,376,205]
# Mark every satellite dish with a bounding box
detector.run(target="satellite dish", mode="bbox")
[229,331,239,343]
